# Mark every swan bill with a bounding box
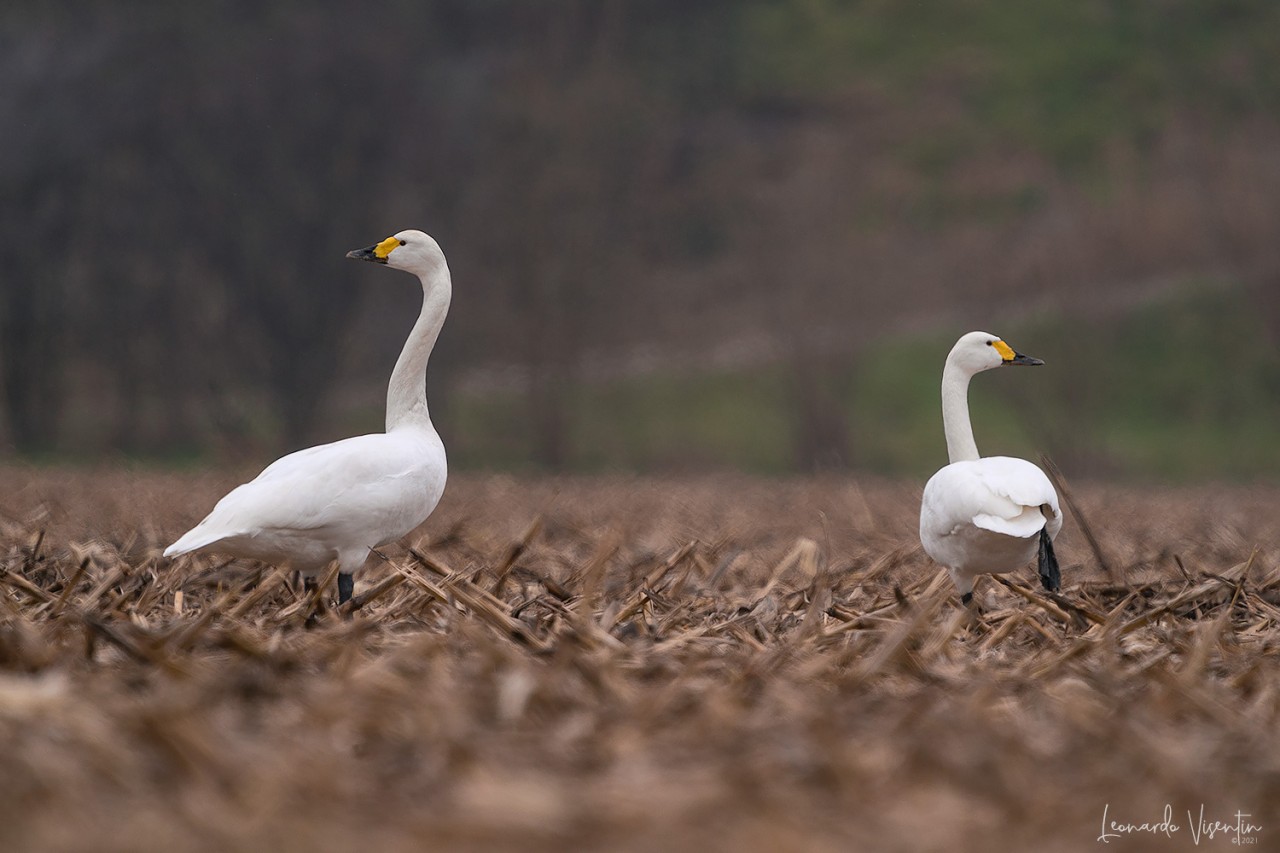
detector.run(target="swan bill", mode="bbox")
[991,339,1043,365]
[346,245,388,264]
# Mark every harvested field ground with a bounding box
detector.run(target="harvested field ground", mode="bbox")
[1,465,1277,852]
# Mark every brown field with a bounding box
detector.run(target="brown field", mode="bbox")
[0,465,1277,852]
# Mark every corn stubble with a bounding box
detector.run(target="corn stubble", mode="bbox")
[0,468,1277,852]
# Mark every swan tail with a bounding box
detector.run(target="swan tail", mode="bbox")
[1037,527,1060,593]
[163,526,226,558]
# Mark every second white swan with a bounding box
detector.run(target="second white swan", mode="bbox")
[919,331,1063,604]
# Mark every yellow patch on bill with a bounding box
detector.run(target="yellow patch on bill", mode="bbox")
[993,340,1016,361]
[374,236,400,259]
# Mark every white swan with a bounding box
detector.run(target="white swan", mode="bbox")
[165,230,450,604]
[919,331,1063,604]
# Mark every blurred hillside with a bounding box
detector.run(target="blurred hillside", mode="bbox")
[2,1,1279,478]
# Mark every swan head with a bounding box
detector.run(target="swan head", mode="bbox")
[948,330,1043,375]
[346,229,446,278]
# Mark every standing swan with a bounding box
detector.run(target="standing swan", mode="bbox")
[165,230,450,604]
[919,331,1062,604]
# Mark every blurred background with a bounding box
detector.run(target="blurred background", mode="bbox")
[2,0,1279,480]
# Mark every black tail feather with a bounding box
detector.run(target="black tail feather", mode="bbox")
[1038,527,1061,593]
[338,572,354,605]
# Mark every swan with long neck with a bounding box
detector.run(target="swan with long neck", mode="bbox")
[165,229,450,604]
[919,331,1063,604]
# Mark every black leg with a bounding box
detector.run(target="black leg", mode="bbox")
[338,572,354,604]
[1038,528,1061,592]
[303,575,318,594]
[961,591,974,605]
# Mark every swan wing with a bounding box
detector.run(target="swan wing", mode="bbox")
[974,456,1059,514]
[165,430,445,556]
[922,457,1060,542]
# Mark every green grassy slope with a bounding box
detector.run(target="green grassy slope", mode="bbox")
[447,283,1280,481]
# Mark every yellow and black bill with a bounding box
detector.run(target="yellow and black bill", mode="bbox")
[993,339,1044,366]
[345,235,400,264]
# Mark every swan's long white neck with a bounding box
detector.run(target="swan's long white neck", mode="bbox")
[941,359,980,463]
[386,264,451,431]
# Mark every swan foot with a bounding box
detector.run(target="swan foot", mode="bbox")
[1037,528,1061,593]
[338,572,354,605]
[957,589,988,630]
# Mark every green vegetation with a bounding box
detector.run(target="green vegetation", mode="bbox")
[8,1,1280,475]
[448,283,1280,482]
[736,0,1280,168]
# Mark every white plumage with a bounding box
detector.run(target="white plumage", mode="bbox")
[165,230,451,603]
[919,331,1063,602]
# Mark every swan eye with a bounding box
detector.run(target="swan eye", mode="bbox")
[399,239,407,246]
[986,340,993,346]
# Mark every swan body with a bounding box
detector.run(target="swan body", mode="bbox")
[165,230,451,602]
[919,331,1062,602]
